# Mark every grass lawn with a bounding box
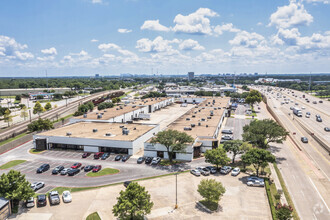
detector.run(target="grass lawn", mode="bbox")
[200,200,218,211]
[229,160,271,176]
[159,160,184,166]
[53,114,73,123]
[86,168,119,177]
[29,148,45,154]
[0,160,26,169]
[86,212,101,220]
[0,132,28,146]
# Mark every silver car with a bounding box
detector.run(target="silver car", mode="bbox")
[231,167,240,176]
[25,197,35,208]
[190,169,201,176]
[31,182,44,191]
[61,168,71,175]
[247,180,265,187]
[196,167,210,176]
[220,166,232,174]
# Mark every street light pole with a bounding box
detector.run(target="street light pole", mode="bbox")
[175,172,178,209]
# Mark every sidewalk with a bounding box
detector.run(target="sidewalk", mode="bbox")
[269,161,288,205]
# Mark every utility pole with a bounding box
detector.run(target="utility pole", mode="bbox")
[175,172,178,209]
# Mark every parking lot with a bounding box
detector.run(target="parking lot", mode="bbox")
[14,172,271,220]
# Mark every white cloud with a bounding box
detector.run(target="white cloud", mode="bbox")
[41,47,57,56]
[140,20,170,32]
[272,28,301,45]
[91,39,99,42]
[305,0,329,4]
[214,23,240,35]
[172,8,218,35]
[257,22,263,26]
[118,28,132,33]
[179,39,205,50]
[229,31,266,48]
[98,43,121,51]
[0,35,33,61]
[61,50,91,64]
[136,36,179,55]
[269,1,313,29]
[91,0,102,4]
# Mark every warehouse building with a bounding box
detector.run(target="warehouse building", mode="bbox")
[33,122,159,155]
[144,97,230,161]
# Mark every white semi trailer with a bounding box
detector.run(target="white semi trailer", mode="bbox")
[293,107,302,117]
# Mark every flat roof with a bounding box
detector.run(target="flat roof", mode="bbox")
[0,197,9,207]
[38,122,156,141]
[124,97,172,106]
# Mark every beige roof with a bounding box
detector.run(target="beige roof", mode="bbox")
[38,122,155,141]
[125,97,172,106]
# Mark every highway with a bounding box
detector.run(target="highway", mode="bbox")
[0,90,126,141]
[254,86,330,220]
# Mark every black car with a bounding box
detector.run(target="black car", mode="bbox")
[115,155,122,161]
[122,155,130,162]
[301,137,308,143]
[325,127,330,132]
[36,164,50,173]
[84,165,95,172]
[37,194,47,207]
[124,181,132,188]
[145,157,153,164]
[137,157,145,164]
[68,168,80,176]
[101,153,110,160]
[316,117,322,122]
[52,166,64,175]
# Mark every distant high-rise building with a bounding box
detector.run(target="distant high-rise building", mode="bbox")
[188,72,194,81]
[95,74,100,78]
[254,72,258,76]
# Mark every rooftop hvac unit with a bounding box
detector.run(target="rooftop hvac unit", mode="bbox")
[191,124,195,127]
[133,127,136,130]
[101,112,104,115]
[122,128,129,135]
[195,106,198,108]
[206,125,208,127]
[207,116,211,119]
[218,107,221,109]
[208,102,210,104]
[198,122,201,126]
[184,127,192,131]
[116,108,119,110]
[104,110,107,112]
[120,125,125,128]
[206,104,208,106]
[192,115,196,118]
[95,112,98,115]
[83,114,87,118]
[214,108,217,110]
[120,106,123,109]
[66,132,72,136]
[97,114,102,119]
[186,118,190,121]
[201,118,205,121]
[132,105,136,108]
[105,133,111,136]
[93,129,98,132]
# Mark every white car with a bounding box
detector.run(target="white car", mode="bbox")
[301,106,305,110]
[305,114,310,118]
[231,167,240,176]
[62,191,72,203]
[247,176,264,182]
[31,182,45,191]
[190,169,201,176]
[247,180,265,187]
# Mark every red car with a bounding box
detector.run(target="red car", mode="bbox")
[82,152,91,158]
[92,165,102,172]
[71,163,82,169]
[94,152,104,159]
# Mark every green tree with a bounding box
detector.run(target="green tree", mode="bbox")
[28,118,54,132]
[86,101,94,111]
[204,147,231,170]
[3,109,13,127]
[241,148,276,176]
[15,95,21,101]
[78,104,89,113]
[223,140,244,163]
[44,102,52,111]
[112,97,121,103]
[0,170,35,209]
[112,182,153,220]
[242,119,288,148]
[33,101,44,116]
[276,206,293,220]
[242,85,249,91]
[245,90,262,109]
[150,129,194,163]
[20,105,28,121]
[198,179,226,204]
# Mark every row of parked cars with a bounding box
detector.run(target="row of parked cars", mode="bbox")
[26,191,72,208]
[82,152,131,162]
[136,156,161,165]
[36,163,102,177]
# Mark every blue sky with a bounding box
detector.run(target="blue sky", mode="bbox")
[0,0,329,77]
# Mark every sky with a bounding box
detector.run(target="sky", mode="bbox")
[0,0,329,77]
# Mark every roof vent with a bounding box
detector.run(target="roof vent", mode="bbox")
[191,124,195,128]
[206,125,208,127]
[66,132,72,136]
[120,125,125,128]
[133,127,136,130]
[207,116,211,119]
[132,105,136,108]
[186,118,190,121]
[201,118,205,121]
[93,129,98,132]
[122,128,129,135]
[192,115,196,118]
[120,106,123,109]
[97,114,102,119]
[104,110,107,112]
[105,133,111,136]
[184,127,192,131]
[83,114,87,118]
[198,122,201,126]
[116,108,119,110]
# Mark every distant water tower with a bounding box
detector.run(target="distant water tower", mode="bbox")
[188,72,194,81]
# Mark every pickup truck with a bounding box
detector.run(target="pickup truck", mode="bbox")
[49,191,60,205]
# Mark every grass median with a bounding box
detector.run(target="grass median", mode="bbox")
[86,168,119,177]
[29,148,45,154]
[0,132,28,146]
[86,212,101,220]
[0,160,26,169]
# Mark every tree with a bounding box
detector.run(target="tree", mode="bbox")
[44,102,52,111]
[112,97,121,103]
[3,109,13,127]
[98,102,114,110]
[112,182,153,220]
[204,147,231,170]
[86,101,94,111]
[0,170,35,209]
[15,95,21,101]
[28,118,54,132]
[242,85,249,91]
[33,101,44,116]
[245,90,262,109]
[20,105,28,121]
[223,140,244,163]
[242,119,288,148]
[150,129,194,163]
[241,148,275,176]
[276,205,293,220]
[198,179,226,204]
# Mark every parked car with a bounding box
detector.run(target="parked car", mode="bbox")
[316,117,322,122]
[319,100,323,103]
[190,169,201,176]
[220,166,232,174]
[31,182,45,191]
[92,165,102,172]
[94,152,104,159]
[221,135,233,140]
[324,127,330,132]
[25,197,35,208]
[290,107,293,110]
[122,155,130,162]
[301,106,305,110]
[205,166,217,174]
[221,129,233,134]
[151,157,161,165]
[68,168,80,176]
[313,101,317,104]
[37,194,47,207]
[52,166,64,174]
[84,165,95,172]
[247,180,265,187]
[71,163,82,169]
[115,155,123,161]
[231,167,240,176]
[137,157,145,164]
[62,191,72,203]
[196,167,210,176]
[247,176,264,182]
[124,181,132,188]
[301,137,308,143]
[82,152,91,158]
[36,164,50,173]
[61,168,71,175]
[49,191,60,205]
[145,157,153,164]
[101,153,110,160]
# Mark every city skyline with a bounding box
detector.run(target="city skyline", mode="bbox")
[0,0,330,77]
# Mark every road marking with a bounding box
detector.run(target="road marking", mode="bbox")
[300,190,305,198]
[308,177,330,214]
